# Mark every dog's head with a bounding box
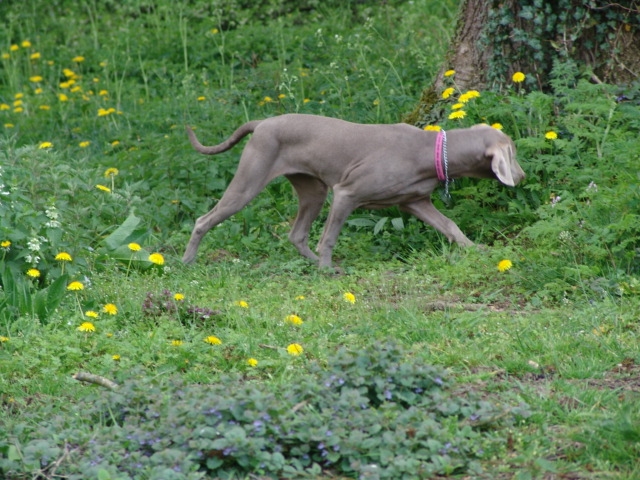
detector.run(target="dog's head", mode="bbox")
[472,126,525,186]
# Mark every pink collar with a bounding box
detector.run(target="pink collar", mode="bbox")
[434,130,446,181]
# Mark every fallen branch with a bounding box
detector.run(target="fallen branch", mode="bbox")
[73,371,119,390]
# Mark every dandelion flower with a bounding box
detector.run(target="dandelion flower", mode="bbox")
[27,268,41,278]
[103,303,118,315]
[96,184,111,193]
[67,281,84,291]
[204,336,222,345]
[247,358,258,367]
[10,44,19,52]
[85,310,99,318]
[263,96,273,103]
[174,293,185,301]
[39,142,53,149]
[512,72,526,83]
[285,314,303,325]
[444,69,456,77]
[287,343,304,356]
[442,87,455,99]
[491,123,503,130]
[58,93,68,102]
[448,110,466,120]
[112,354,121,361]
[210,28,219,34]
[497,259,513,272]
[171,340,183,346]
[343,292,356,304]
[29,75,43,83]
[0,104,9,111]
[235,300,249,308]
[545,131,558,140]
[197,96,206,101]
[21,40,32,48]
[79,141,90,148]
[0,336,9,343]
[30,52,41,60]
[104,167,119,177]
[148,253,164,265]
[72,56,85,63]
[451,103,464,110]
[77,322,96,332]
[424,125,441,132]
[55,252,73,262]
[128,242,141,252]
[295,295,305,300]
[1,240,11,248]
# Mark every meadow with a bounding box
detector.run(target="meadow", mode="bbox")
[1,0,640,478]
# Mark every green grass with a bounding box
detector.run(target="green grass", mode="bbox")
[1,0,640,478]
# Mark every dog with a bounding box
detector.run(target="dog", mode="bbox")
[182,114,525,268]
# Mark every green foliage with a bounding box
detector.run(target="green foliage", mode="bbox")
[483,0,640,87]
[0,343,529,479]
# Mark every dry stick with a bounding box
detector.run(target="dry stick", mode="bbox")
[73,371,119,390]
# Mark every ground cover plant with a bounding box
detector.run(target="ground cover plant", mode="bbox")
[1,0,640,478]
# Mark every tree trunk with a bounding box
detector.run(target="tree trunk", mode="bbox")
[406,0,640,124]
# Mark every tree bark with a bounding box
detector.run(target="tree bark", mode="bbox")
[406,0,640,124]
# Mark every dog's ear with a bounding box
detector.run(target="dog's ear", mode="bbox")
[487,142,516,186]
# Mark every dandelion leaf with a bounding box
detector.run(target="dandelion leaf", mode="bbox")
[102,210,147,250]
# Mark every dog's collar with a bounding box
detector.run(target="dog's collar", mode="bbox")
[434,129,450,197]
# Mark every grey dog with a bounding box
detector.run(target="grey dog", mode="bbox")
[182,114,525,268]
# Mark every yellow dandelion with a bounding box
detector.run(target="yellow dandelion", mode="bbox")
[55,252,73,262]
[67,281,84,291]
[295,295,305,300]
[204,336,222,345]
[39,142,53,149]
[128,242,141,252]
[278,93,286,99]
[442,87,455,99]
[110,140,120,147]
[58,93,68,102]
[0,104,9,110]
[0,336,9,343]
[148,252,164,265]
[77,322,96,332]
[106,332,113,338]
[103,303,118,315]
[21,40,32,48]
[29,75,43,83]
[79,141,90,148]
[287,343,304,356]
[171,340,183,346]
[497,259,513,272]
[197,96,206,101]
[34,88,43,94]
[4,123,14,128]
[210,28,219,34]
[10,45,19,52]
[63,68,76,78]
[104,167,119,177]
[235,300,249,308]
[30,52,41,60]
[545,131,558,140]
[263,96,273,103]
[285,314,303,325]
[343,292,356,304]
[247,358,258,367]
[448,110,466,120]
[451,103,464,110]
[39,105,50,110]
[174,293,185,301]
[96,184,111,193]
[1,240,11,248]
[72,55,85,63]
[26,268,41,278]
[424,125,442,132]
[444,69,455,77]
[112,354,121,361]
[512,72,526,83]
[1,53,10,60]
[85,310,99,318]
[491,123,503,130]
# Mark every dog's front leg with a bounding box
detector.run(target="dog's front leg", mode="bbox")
[400,198,474,247]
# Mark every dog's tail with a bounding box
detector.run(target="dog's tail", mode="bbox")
[185,120,262,155]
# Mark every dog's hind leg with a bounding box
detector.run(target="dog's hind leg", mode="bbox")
[285,174,329,261]
[182,146,276,264]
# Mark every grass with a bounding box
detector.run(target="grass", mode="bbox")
[1,0,640,478]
